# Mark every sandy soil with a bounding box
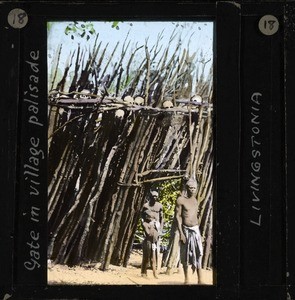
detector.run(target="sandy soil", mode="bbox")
[48,250,213,286]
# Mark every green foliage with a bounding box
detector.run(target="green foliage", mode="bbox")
[47,22,53,32]
[159,179,181,245]
[110,21,133,30]
[65,21,96,41]
[111,21,120,30]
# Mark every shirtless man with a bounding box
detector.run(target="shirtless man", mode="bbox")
[176,178,203,284]
[141,190,164,278]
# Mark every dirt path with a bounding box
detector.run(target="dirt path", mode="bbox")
[48,250,213,286]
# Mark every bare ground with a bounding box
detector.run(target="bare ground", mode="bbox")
[48,250,213,286]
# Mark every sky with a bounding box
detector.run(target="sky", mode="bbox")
[47,21,214,91]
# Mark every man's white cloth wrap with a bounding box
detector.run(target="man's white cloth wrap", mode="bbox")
[180,224,203,272]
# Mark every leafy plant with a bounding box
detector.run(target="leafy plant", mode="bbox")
[159,179,181,246]
[47,21,53,32]
[111,21,120,30]
[65,21,96,41]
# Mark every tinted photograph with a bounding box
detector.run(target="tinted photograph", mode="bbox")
[47,20,214,285]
